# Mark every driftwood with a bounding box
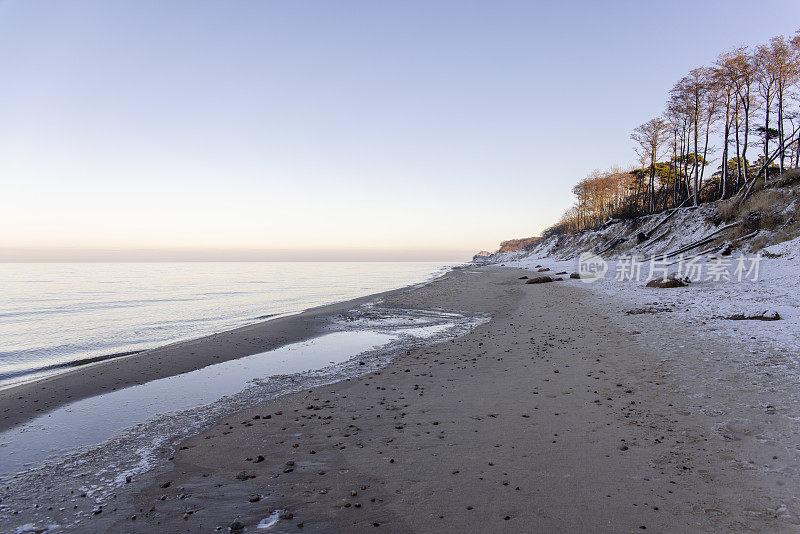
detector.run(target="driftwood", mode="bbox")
[664,223,739,257]
[639,228,671,249]
[779,217,796,231]
[641,212,719,255]
[737,123,800,202]
[665,231,757,266]
[644,222,740,261]
[666,245,719,266]
[642,211,676,240]
[594,237,626,255]
[639,203,701,247]
[561,230,627,261]
[731,229,760,243]
[593,204,698,257]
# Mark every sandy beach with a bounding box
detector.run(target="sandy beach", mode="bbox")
[0,281,431,433]
[2,265,799,532]
[5,4,800,532]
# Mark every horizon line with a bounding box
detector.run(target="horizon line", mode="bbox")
[0,247,477,263]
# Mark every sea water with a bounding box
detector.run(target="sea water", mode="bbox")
[0,262,454,387]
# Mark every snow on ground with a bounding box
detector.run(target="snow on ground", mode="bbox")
[764,235,800,260]
[475,228,800,522]
[494,241,800,367]
[476,204,800,361]
[478,205,722,264]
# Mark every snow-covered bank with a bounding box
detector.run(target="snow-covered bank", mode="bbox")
[475,234,800,528]
[476,177,800,354]
[476,204,735,265]
[478,175,800,267]
[496,236,800,356]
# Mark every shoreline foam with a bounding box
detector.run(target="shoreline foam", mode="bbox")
[0,265,461,432]
[0,303,484,492]
[4,265,795,532]
[0,262,457,390]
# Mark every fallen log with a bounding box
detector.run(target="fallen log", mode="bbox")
[644,222,740,261]
[594,237,626,255]
[737,123,800,202]
[639,228,671,250]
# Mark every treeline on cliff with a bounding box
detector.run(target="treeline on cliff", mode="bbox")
[497,237,545,253]
[550,30,800,236]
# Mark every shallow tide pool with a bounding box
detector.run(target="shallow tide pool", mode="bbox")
[0,329,395,475]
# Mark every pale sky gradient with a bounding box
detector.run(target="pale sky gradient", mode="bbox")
[1,1,798,261]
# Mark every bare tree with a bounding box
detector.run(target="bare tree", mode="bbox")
[756,43,779,181]
[667,81,692,201]
[763,36,800,173]
[729,47,760,184]
[686,69,704,205]
[792,31,800,168]
[631,118,669,213]
[697,68,719,200]
[711,59,736,199]
[664,102,683,205]
[550,28,800,239]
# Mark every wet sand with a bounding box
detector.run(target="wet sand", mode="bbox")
[4,266,799,532]
[0,281,429,433]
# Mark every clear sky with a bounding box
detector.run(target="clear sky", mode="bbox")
[1,0,798,261]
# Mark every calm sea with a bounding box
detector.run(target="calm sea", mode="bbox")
[0,262,454,388]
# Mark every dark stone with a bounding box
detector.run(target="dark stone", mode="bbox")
[645,278,687,288]
[525,276,553,284]
[626,306,673,315]
[725,310,781,321]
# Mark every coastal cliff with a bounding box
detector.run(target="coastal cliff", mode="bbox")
[477,170,800,266]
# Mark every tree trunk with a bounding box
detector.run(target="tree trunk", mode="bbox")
[692,97,700,206]
[721,114,729,200]
[777,85,785,173]
[742,95,750,183]
[699,113,712,197]
[682,126,691,200]
[649,156,656,214]
[796,130,800,168]
[734,111,742,193]
[795,130,800,168]
[764,95,770,183]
